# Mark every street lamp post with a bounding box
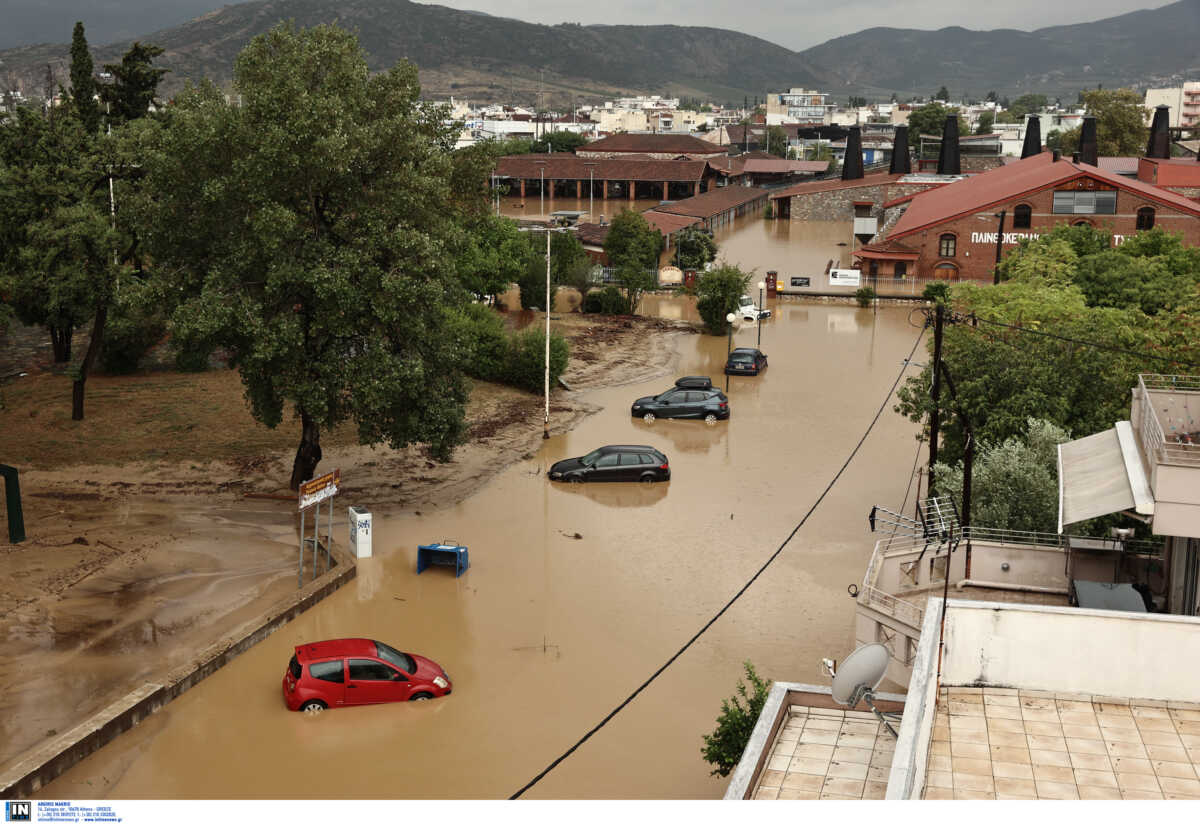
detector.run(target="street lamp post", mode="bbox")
[584,163,597,219]
[519,222,576,439]
[725,311,737,392]
[756,279,765,346]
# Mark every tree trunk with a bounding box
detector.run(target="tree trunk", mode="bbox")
[289,408,322,491]
[50,325,73,363]
[71,303,108,421]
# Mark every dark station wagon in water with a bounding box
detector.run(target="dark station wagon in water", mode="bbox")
[631,382,729,423]
[724,347,768,376]
[548,445,670,483]
[283,638,451,713]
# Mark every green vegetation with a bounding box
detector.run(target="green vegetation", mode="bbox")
[922,281,952,304]
[1000,94,1048,122]
[701,661,772,778]
[604,209,662,314]
[530,131,588,154]
[582,286,631,315]
[99,42,169,127]
[450,304,569,393]
[1055,89,1147,156]
[906,102,970,144]
[696,263,751,334]
[131,23,481,488]
[673,227,717,271]
[934,418,1069,533]
[934,86,950,101]
[975,111,994,135]
[855,286,876,307]
[765,125,789,158]
[69,22,100,134]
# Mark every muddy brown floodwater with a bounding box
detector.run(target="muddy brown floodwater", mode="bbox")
[36,299,923,799]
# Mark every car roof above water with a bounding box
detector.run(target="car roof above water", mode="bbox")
[296,638,377,662]
[600,444,663,453]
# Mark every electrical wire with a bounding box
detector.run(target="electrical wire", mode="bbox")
[508,325,927,799]
[968,315,1200,371]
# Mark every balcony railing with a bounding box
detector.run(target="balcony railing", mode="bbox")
[859,584,925,628]
[1138,374,1200,467]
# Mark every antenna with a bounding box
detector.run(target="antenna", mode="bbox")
[826,643,900,737]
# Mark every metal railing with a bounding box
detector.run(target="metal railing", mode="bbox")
[859,584,925,629]
[1138,374,1200,466]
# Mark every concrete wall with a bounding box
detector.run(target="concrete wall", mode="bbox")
[940,600,1200,700]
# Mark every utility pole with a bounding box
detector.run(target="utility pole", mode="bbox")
[993,210,1006,285]
[927,303,944,499]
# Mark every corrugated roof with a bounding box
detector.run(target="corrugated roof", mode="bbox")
[653,186,768,219]
[578,133,724,155]
[1098,157,1139,174]
[743,158,828,173]
[494,154,708,182]
[643,211,704,234]
[890,152,1200,239]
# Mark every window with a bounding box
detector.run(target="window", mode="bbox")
[868,260,879,277]
[639,454,657,465]
[310,660,345,683]
[938,234,956,257]
[1136,207,1155,230]
[1052,190,1116,214]
[594,454,620,468]
[289,656,302,680]
[618,453,642,466]
[375,641,416,674]
[894,262,907,279]
[348,659,401,681]
[1013,204,1032,229]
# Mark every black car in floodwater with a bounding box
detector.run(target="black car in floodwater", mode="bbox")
[631,384,729,423]
[724,347,768,376]
[549,445,670,483]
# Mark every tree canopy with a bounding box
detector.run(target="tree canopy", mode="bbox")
[69,22,100,134]
[696,263,750,334]
[673,226,717,271]
[1055,89,1147,157]
[907,102,969,143]
[530,131,588,154]
[100,42,169,126]
[133,23,483,488]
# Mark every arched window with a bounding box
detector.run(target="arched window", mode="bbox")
[1072,220,1092,228]
[1013,204,1032,229]
[938,233,957,257]
[1136,207,1156,231]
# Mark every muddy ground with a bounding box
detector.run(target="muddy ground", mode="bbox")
[0,310,693,771]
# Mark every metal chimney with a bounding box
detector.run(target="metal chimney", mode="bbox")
[936,115,961,175]
[1020,115,1042,159]
[842,125,864,180]
[889,125,912,174]
[1079,116,1098,166]
[1146,105,1170,159]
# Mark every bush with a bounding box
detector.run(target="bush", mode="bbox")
[701,661,772,777]
[448,303,509,382]
[173,344,217,372]
[922,281,952,304]
[855,286,877,307]
[100,294,166,375]
[504,327,569,393]
[582,286,630,315]
[696,263,751,335]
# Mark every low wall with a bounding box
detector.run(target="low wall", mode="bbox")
[0,541,357,799]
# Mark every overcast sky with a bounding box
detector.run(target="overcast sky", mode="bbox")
[0,0,1178,51]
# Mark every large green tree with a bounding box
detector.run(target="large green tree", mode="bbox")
[1056,89,1147,157]
[134,24,482,488]
[100,42,168,126]
[530,131,588,154]
[603,209,661,270]
[906,102,970,144]
[696,263,750,335]
[673,226,717,271]
[764,125,788,158]
[69,22,100,134]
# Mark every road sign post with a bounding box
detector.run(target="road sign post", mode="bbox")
[298,469,340,587]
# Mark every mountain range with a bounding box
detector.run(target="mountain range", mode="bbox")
[0,0,1197,106]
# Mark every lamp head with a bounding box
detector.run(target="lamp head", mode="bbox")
[726,312,736,323]
[757,281,766,290]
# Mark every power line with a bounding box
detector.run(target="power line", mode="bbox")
[968,314,1200,371]
[508,325,927,799]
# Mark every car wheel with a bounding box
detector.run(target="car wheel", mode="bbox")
[643,412,656,423]
[640,474,655,484]
[300,700,326,715]
[569,475,583,484]
[410,692,434,701]
[705,413,717,424]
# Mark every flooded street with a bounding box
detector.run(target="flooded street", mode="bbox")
[38,300,924,799]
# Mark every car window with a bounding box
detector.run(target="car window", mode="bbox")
[289,656,302,680]
[348,659,402,681]
[374,641,416,674]
[640,454,657,465]
[618,453,642,466]
[580,449,602,466]
[687,391,709,402]
[595,453,620,467]
[660,391,682,402]
[730,352,752,362]
[310,660,345,683]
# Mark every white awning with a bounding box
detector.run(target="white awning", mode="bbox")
[1057,421,1154,532]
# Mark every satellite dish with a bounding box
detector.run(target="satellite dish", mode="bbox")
[831,643,890,707]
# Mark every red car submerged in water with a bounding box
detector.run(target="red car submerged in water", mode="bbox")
[283,638,451,713]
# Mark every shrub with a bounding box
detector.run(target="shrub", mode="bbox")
[855,286,877,307]
[449,303,509,382]
[582,286,630,315]
[696,263,751,335]
[922,281,952,304]
[504,327,569,393]
[100,293,166,375]
[173,344,217,372]
[701,661,772,777]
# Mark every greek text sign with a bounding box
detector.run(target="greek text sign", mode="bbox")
[298,469,340,511]
[970,231,1041,245]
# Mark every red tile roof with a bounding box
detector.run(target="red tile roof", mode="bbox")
[743,158,829,173]
[890,152,1200,239]
[653,186,768,219]
[576,212,701,247]
[769,172,902,200]
[577,133,725,156]
[494,154,709,182]
[854,238,920,260]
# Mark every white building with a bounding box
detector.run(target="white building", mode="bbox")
[766,88,833,125]
[1145,84,1200,129]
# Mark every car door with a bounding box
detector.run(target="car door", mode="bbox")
[657,390,685,418]
[308,659,348,707]
[591,452,621,481]
[618,452,645,480]
[347,658,410,704]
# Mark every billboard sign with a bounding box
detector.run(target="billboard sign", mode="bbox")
[298,469,341,511]
[829,268,861,287]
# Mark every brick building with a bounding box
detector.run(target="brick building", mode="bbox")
[859,151,1200,281]
[574,133,726,161]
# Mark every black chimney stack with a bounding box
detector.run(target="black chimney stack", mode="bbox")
[842,125,864,180]
[889,125,912,174]
[1079,116,1098,166]
[1146,105,1171,159]
[936,115,961,175]
[1020,115,1042,159]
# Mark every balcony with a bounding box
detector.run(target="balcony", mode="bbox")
[1133,374,1200,538]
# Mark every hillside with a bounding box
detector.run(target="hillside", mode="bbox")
[0,0,1198,105]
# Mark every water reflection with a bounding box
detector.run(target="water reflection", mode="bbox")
[550,480,670,509]
[629,417,728,454]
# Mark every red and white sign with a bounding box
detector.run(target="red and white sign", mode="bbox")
[298,469,340,511]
